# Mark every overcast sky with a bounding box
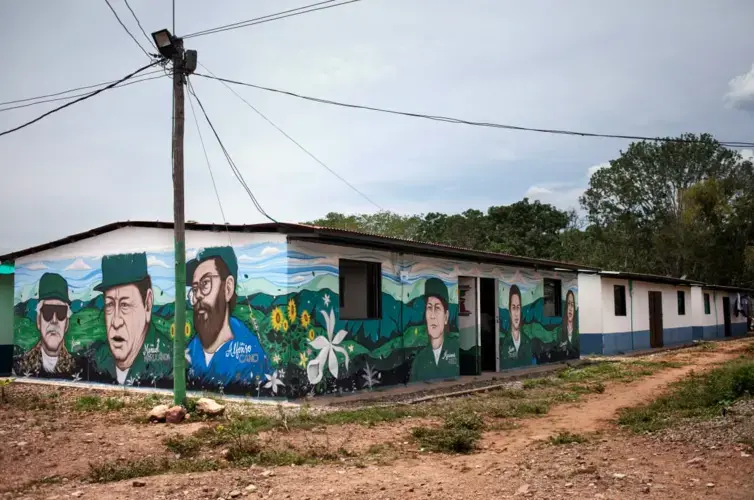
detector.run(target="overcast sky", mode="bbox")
[1,0,753,254]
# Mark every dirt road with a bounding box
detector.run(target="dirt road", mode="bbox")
[4,339,754,500]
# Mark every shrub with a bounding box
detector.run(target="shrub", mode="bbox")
[75,395,102,411]
[164,435,202,457]
[549,431,587,445]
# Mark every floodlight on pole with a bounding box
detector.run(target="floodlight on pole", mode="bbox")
[152,29,178,59]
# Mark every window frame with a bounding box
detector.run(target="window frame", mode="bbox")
[338,259,382,320]
[543,278,562,317]
[677,290,686,315]
[614,285,627,316]
[704,293,711,315]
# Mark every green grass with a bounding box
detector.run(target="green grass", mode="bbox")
[89,457,220,483]
[411,412,484,454]
[549,431,587,445]
[523,377,562,389]
[163,435,202,457]
[619,359,754,433]
[75,395,102,411]
[74,395,126,412]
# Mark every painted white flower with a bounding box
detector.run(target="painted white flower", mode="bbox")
[306,309,349,384]
[362,362,381,389]
[272,354,281,365]
[323,293,331,307]
[71,371,82,383]
[264,370,285,395]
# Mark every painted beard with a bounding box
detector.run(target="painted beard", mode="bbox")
[193,290,227,350]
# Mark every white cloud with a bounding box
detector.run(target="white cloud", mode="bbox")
[524,162,609,210]
[24,262,48,271]
[588,162,609,177]
[147,255,170,269]
[260,246,281,257]
[237,254,256,262]
[725,64,754,111]
[524,186,553,196]
[186,249,198,261]
[64,258,91,271]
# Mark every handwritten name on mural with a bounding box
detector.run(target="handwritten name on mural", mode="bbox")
[143,342,171,363]
[442,351,458,365]
[225,342,260,364]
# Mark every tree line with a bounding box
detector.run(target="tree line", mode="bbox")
[307,134,754,287]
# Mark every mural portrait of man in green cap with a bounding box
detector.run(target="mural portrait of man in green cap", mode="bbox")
[409,277,459,383]
[14,273,76,377]
[89,252,172,385]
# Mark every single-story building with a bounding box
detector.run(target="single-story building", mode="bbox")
[0,221,590,398]
[578,271,750,355]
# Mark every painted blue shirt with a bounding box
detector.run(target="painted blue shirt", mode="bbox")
[187,316,269,386]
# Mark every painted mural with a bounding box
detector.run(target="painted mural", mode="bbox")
[12,239,463,398]
[499,270,579,369]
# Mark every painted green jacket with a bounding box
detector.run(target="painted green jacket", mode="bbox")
[89,322,173,386]
[409,335,460,383]
[500,329,535,369]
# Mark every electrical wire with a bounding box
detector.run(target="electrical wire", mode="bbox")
[183,0,363,39]
[199,63,384,211]
[0,61,160,138]
[187,79,277,223]
[0,69,166,107]
[0,73,166,113]
[193,73,754,149]
[186,81,233,244]
[123,0,156,49]
[104,0,154,59]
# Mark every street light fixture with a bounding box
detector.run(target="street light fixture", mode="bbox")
[152,29,179,59]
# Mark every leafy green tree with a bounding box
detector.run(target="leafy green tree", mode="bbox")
[307,211,424,240]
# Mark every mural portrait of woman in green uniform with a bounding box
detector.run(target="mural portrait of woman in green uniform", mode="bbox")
[559,289,579,360]
[409,278,459,382]
[500,284,535,369]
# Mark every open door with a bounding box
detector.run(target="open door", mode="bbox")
[648,291,664,348]
[479,278,497,372]
[458,277,480,375]
[723,296,732,337]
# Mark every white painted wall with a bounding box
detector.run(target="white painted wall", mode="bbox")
[577,273,603,334]
[598,279,693,334]
[701,288,718,327]
[691,286,704,329]
[600,277,636,333]
[14,227,285,265]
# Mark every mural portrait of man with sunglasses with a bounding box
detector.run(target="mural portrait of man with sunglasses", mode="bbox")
[14,273,77,377]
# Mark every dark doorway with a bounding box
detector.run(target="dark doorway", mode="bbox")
[723,297,732,337]
[480,278,497,372]
[648,291,664,348]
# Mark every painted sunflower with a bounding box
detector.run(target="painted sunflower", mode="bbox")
[271,307,284,331]
[300,310,311,329]
[298,352,308,368]
[287,299,297,323]
[308,329,316,341]
[282,319,289,332]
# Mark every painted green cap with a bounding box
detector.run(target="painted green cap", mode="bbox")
[186,246,238,284]
[94,252,149,292]
[425,277,449,306]
[38,273,70,303]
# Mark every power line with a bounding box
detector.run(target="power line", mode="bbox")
[0,73,166,113]
[104,0,153,59]
[123,0,156,49]
[193,73,754,149]
[0,68,166,107]
[199,64,384,211]
[184,0,363,39]
[0,61,159,138]
[186,81,233,243]
[186,79,277,223]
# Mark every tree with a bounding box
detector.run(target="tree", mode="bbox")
[581,133,754,280]
[307,211,424,240]
[486,198,571,259]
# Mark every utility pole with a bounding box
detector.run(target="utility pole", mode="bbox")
[151,29,197,406]
[171,37,187,406]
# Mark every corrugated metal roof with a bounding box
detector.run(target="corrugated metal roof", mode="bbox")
[598,270,705,287]
[0,220,594,272]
